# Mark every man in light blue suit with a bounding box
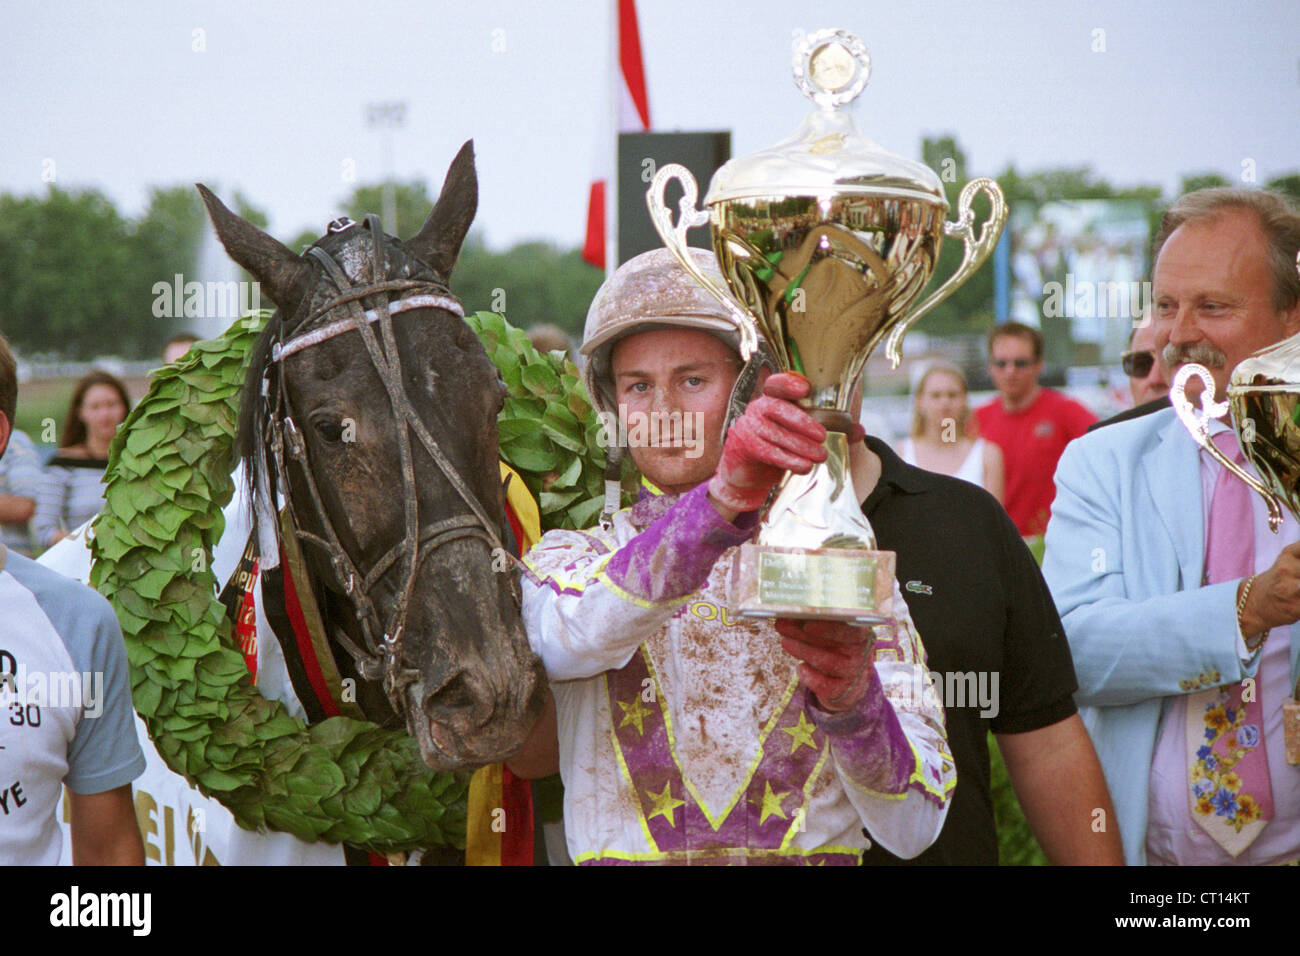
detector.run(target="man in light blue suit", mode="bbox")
[1043,188,1300,865]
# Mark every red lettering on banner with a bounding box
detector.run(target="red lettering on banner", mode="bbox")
[235,559,259,679]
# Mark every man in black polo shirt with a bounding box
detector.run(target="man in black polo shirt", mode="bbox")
[851,433,1122,865]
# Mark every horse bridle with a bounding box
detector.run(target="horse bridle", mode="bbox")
[264,215,515,717]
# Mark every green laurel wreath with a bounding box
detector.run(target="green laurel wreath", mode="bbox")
[89,310,603,851]
[465,310,608,529]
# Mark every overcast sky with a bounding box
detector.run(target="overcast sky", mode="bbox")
[3,0,1298,250]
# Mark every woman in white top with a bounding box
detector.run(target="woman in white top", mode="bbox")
[898,361,1005,504]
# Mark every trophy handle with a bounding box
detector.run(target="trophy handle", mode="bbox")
[883,177,1008,367]
[646,163,761,360]
[1171,363,1283,533]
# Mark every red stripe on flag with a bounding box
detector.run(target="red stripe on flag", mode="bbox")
[582,180,606,269]
[618,0,650,130]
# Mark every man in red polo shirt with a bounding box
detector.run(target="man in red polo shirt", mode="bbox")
[975,322,1095,537]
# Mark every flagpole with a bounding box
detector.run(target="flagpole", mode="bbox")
[605,0,619,277]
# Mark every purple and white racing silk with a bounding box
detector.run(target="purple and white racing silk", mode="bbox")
[521,480,955,865]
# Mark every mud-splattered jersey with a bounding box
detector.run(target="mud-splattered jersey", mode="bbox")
[521,481,955,865]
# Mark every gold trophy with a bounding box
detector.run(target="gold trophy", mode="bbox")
[647,28,1007,623]
[1172,258,1300,764]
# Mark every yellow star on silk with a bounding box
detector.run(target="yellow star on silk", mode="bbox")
[618,696,651,736]
[781,711,817,754]
[646,782,686,827]
[756,781,789,824]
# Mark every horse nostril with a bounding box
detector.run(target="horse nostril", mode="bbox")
[423,670,487,722]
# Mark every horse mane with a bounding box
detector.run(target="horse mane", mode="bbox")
[235,303,290,557]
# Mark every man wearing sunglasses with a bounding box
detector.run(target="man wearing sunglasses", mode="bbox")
[1089,323,1173,434]
[1043,188,1300,865]
[975,322,1096,537]
[1123,321,1171,407]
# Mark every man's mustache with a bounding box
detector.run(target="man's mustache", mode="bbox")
[1162,342,1226,369]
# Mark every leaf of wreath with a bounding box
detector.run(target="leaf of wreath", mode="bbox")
[463,311,611,529]
[90,311,613,852]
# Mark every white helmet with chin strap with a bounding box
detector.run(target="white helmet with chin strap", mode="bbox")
[581,247,770,526]
[581,247,740,419]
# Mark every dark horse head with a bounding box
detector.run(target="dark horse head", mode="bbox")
[198,142,546,770]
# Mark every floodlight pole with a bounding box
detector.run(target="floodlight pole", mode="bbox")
[365,101,407,233]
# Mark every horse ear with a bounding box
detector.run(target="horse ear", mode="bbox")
[406,140,477,278]
[196,184,312,310]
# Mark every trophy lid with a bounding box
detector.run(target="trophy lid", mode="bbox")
[705,29,947,208]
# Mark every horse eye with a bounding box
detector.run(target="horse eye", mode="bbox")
[314,418,345,443]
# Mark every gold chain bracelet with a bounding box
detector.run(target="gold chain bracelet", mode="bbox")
[1237,574,1266,653]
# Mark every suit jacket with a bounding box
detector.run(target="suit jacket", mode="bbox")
[1041,407,1300,865]
[1085,395,1171,433]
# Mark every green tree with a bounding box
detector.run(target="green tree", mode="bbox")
[338,175,604,336]
[343,180,435,239]
[453,234,603,338]
[232,191,270,231]
[130,184,207,350]
[916,135,993,338]
[1180,172,1230,195]
[1266,174,1300,205]
[0,187,138,359]
[287,229,320,255]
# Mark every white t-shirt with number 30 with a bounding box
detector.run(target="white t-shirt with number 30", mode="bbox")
[0,543,145,865]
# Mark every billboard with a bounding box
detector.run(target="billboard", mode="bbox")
[1007,199,1152,366]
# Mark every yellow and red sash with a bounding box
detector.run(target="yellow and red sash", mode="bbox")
[465,464,541,865]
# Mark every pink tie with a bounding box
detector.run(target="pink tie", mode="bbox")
[1186,430,1273,856]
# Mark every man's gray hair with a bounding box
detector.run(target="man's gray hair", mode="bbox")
[1152,187,1300,313]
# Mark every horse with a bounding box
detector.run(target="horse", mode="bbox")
[197,141,549,774]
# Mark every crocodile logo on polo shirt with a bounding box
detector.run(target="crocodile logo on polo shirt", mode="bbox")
[905,580,933,596]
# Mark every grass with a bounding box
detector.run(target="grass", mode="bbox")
[992,731,1049,865]
[14,379,73,448]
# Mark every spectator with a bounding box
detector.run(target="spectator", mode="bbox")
[0,427,40,556]
[1088,322,1175,434]
[1122,320,1171,407]
[851,387,1122,865]
[975,322,1096,537]
[162,332,200,365]
[898,361,1004,503]
[0,332,146,864]
[33,371,130,548]
[525,324,572,358]
[1043,187,1300,865]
